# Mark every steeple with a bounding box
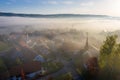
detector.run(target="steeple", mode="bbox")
[85,32,89,50]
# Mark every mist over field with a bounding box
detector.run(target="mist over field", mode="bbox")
[1,16,120,34]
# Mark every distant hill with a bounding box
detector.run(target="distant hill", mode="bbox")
[0,12,110,18]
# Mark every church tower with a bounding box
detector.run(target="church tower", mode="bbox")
[84,32,89,50]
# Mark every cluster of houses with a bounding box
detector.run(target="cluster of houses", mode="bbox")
[0,31,100,80]
[0,54,46,80]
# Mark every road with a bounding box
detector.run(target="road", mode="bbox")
[45,44,99,80]
[90,44,99,51]
[45,52,83,80]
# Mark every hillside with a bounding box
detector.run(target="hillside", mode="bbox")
[0,12,109,18]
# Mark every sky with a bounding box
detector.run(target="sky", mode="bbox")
[0,0,120,16]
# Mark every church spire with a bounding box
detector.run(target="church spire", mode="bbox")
[85,32,89,50]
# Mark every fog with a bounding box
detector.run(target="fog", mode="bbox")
[0,16,120,34]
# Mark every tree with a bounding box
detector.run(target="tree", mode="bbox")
[99,35,117,68]
[0,58,8,73]
[99,35,120,80]
[100,35,117,55]
[62,72,73,80]
[16,58,22,65]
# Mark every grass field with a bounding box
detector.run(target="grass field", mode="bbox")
[0,42,10,52]
[54,72,73,80]
[42,61,63,75]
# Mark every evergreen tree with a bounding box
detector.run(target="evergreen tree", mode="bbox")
[99,35,117,68]
[99,35,120,80]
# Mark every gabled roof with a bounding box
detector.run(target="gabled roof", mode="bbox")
[34,55,45,62]
[8,61,41,77]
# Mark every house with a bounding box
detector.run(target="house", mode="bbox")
[33,55,45,62]
[83,57,99,80]
[1,61,45,80]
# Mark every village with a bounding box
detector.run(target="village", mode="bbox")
[0,28,100,80]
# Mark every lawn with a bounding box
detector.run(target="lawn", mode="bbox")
[0,42,10,52]
[42,61,63,75]
[53,72,73,80]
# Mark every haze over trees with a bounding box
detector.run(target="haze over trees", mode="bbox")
[99,35,120,80]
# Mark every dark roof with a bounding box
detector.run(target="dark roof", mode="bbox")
[1,61,41,78]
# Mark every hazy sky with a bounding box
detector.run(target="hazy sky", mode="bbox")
[0,0,120,16]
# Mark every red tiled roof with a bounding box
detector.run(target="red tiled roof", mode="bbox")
[8,61,41,76]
